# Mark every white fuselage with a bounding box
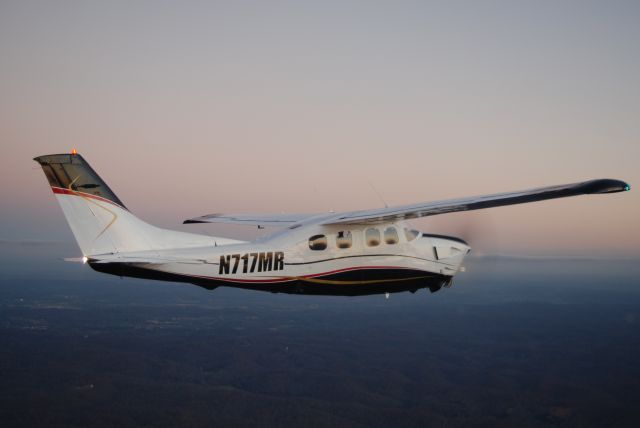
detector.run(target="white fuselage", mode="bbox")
[102,222,470,293]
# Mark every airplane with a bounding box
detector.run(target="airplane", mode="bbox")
[34,151,630,296]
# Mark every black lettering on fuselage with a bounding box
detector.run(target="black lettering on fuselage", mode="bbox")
[218,251,284,275]
[249,253,258,272]
[241,253,249,273]
[258,252,273,272]
[274,251,284,270]
[219,255,230,274]
[231,254,241,274]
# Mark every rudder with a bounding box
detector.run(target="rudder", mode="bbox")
[34,152,218,256]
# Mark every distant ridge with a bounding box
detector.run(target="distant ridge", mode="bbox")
[0,239,71,245]
[469,253,640,262]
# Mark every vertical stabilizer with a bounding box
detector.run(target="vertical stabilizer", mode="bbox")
[34,152,225,256]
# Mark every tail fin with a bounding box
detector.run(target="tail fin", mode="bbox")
[34,152,220,256]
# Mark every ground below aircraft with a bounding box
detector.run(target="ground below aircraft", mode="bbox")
[34,152,630,296]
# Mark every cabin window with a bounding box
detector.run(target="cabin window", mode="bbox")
[308,234,327,251]
[336,231,352,249]
[404,228,420,242]
[384,226,399,245]
[365,228,380,247]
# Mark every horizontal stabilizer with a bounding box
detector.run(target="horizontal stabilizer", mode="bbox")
[87,253,208,265]
[183,212,321,227]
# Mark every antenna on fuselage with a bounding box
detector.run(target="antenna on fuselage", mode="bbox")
[198,228,218,247]
[368,181,388,208]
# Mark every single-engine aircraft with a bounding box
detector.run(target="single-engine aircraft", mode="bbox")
[34,151,630,296]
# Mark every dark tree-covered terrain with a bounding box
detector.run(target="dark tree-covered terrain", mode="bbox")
[1,242,639,427]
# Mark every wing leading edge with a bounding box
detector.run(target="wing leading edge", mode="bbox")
[183,178,629,228]
[322,178,630,226]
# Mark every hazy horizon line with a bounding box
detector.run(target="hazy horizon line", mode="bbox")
[1,238,638,261]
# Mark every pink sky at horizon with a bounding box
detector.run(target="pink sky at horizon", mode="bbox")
[1,1,639,257]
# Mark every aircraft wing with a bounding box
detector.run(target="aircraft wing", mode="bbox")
[183,212,322,227]
[183,179,629,228]
[320,178,629,226]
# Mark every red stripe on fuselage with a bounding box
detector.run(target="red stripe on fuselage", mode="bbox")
[183,265,418,284]
[51,187,126,210]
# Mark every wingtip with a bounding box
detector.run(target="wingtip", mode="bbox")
[583,179,631,194]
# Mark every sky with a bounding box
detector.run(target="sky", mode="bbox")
[0,0,638,257]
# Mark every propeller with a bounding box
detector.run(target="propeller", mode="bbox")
[423,210,497,253]
[420,210,500,279]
